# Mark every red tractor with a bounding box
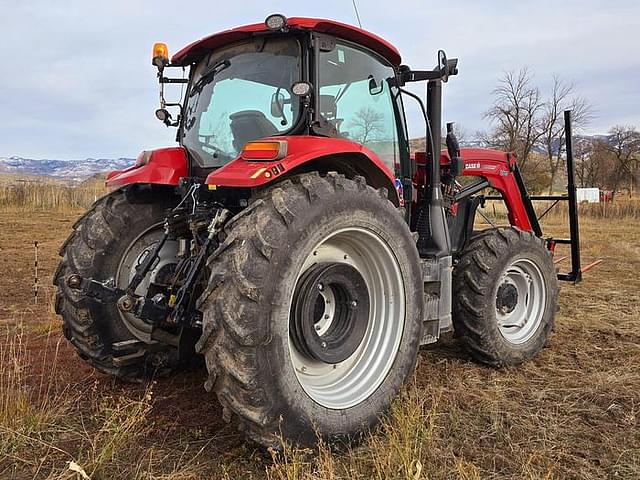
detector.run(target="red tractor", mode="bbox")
[55,15,585,447]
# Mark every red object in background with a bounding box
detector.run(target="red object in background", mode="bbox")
[171,17,402,67]
[413,148,534,232]
[600,190,613,202]
[105,147,188,187]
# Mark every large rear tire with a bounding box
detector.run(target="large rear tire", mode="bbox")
[54,186,185,381]
[452,227,558,367]
[197,173,423,447]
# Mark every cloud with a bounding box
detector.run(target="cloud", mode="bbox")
[1,0,638,158]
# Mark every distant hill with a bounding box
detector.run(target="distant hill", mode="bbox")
[0,156,133,182]
[1,133,617,183]
[409,133,616,154]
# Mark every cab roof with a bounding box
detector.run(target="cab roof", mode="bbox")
[171,17,401,67]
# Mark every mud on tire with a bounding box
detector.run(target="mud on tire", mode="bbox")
[54,186,184,381]
[197,172,423,447]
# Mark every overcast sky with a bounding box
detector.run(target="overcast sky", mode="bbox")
[1,0,639,159]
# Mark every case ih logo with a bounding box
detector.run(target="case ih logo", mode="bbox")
[466,162,481,169]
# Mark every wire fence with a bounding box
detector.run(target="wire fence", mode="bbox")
[478,196,640,223]
[0,180,108,212]
[1,178,638,220]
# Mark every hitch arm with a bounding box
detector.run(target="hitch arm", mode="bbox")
[66,273,171,325]
[66,274,125,302]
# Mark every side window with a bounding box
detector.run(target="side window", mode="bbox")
[318,42,400,173]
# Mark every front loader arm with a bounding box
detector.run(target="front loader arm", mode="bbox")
[456,148,536,233]
[413,148,537,233]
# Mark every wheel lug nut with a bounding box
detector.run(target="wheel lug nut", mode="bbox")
[324,314,330,320]
[317,283,324,291]
[343,254,348,260]
[351,300,358,308]
[301,366,306,372]
[321,341,327,348]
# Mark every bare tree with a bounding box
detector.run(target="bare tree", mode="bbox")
[603,125,640,198]
[484,68,545,171]
[349,107,385,145]
[540,76,592,193]
[574,137,612,189]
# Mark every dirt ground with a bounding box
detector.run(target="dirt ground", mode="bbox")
[0,209,638,479]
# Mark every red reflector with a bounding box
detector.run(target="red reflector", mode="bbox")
[241,141,287,161]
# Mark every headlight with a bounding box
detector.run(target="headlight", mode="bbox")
[292,81,312,96]
[265,14,287,31]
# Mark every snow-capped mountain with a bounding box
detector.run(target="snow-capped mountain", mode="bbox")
[0,156,134,182]
[410,134,617,154]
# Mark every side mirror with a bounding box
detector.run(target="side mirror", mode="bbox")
[437,50,459,83]
[270,91,286,117]
[368,76,383,95]
[438,50,448,82]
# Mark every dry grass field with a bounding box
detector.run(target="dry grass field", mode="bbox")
[0,184,638,479]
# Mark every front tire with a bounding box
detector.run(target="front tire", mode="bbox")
[197,173,423,447]
[452,227,559,367]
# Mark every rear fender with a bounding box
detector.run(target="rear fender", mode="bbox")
[105,147,188,187]
[205,136,401,205]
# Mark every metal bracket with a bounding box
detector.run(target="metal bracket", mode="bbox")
[420,255,453,345]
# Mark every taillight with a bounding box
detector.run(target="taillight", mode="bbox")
[241,141,287,161]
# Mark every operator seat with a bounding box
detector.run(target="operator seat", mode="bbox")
[230,110,278,153]
[319,95,344,133]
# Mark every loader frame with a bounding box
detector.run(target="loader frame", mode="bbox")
[484,110,593,283]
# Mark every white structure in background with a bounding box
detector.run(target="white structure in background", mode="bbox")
[576,187,600,203]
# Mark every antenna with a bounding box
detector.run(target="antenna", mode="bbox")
[351,0,363,28]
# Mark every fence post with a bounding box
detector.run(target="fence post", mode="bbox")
[34,241,39,305]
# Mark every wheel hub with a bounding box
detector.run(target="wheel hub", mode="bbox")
[116,224,179,341]
[496,282,518,314]
[291,263,369,364]
[494,258,547,344]
[287,227,406,410]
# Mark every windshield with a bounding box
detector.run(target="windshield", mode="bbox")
[182,37,302,168]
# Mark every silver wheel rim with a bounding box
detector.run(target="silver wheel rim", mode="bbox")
[288,227,406,410]
[116,223,179,342]
[495,258,546,344]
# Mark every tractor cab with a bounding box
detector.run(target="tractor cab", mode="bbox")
[153,15,408,179]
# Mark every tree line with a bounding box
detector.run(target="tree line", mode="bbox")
[480,69,639,197]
